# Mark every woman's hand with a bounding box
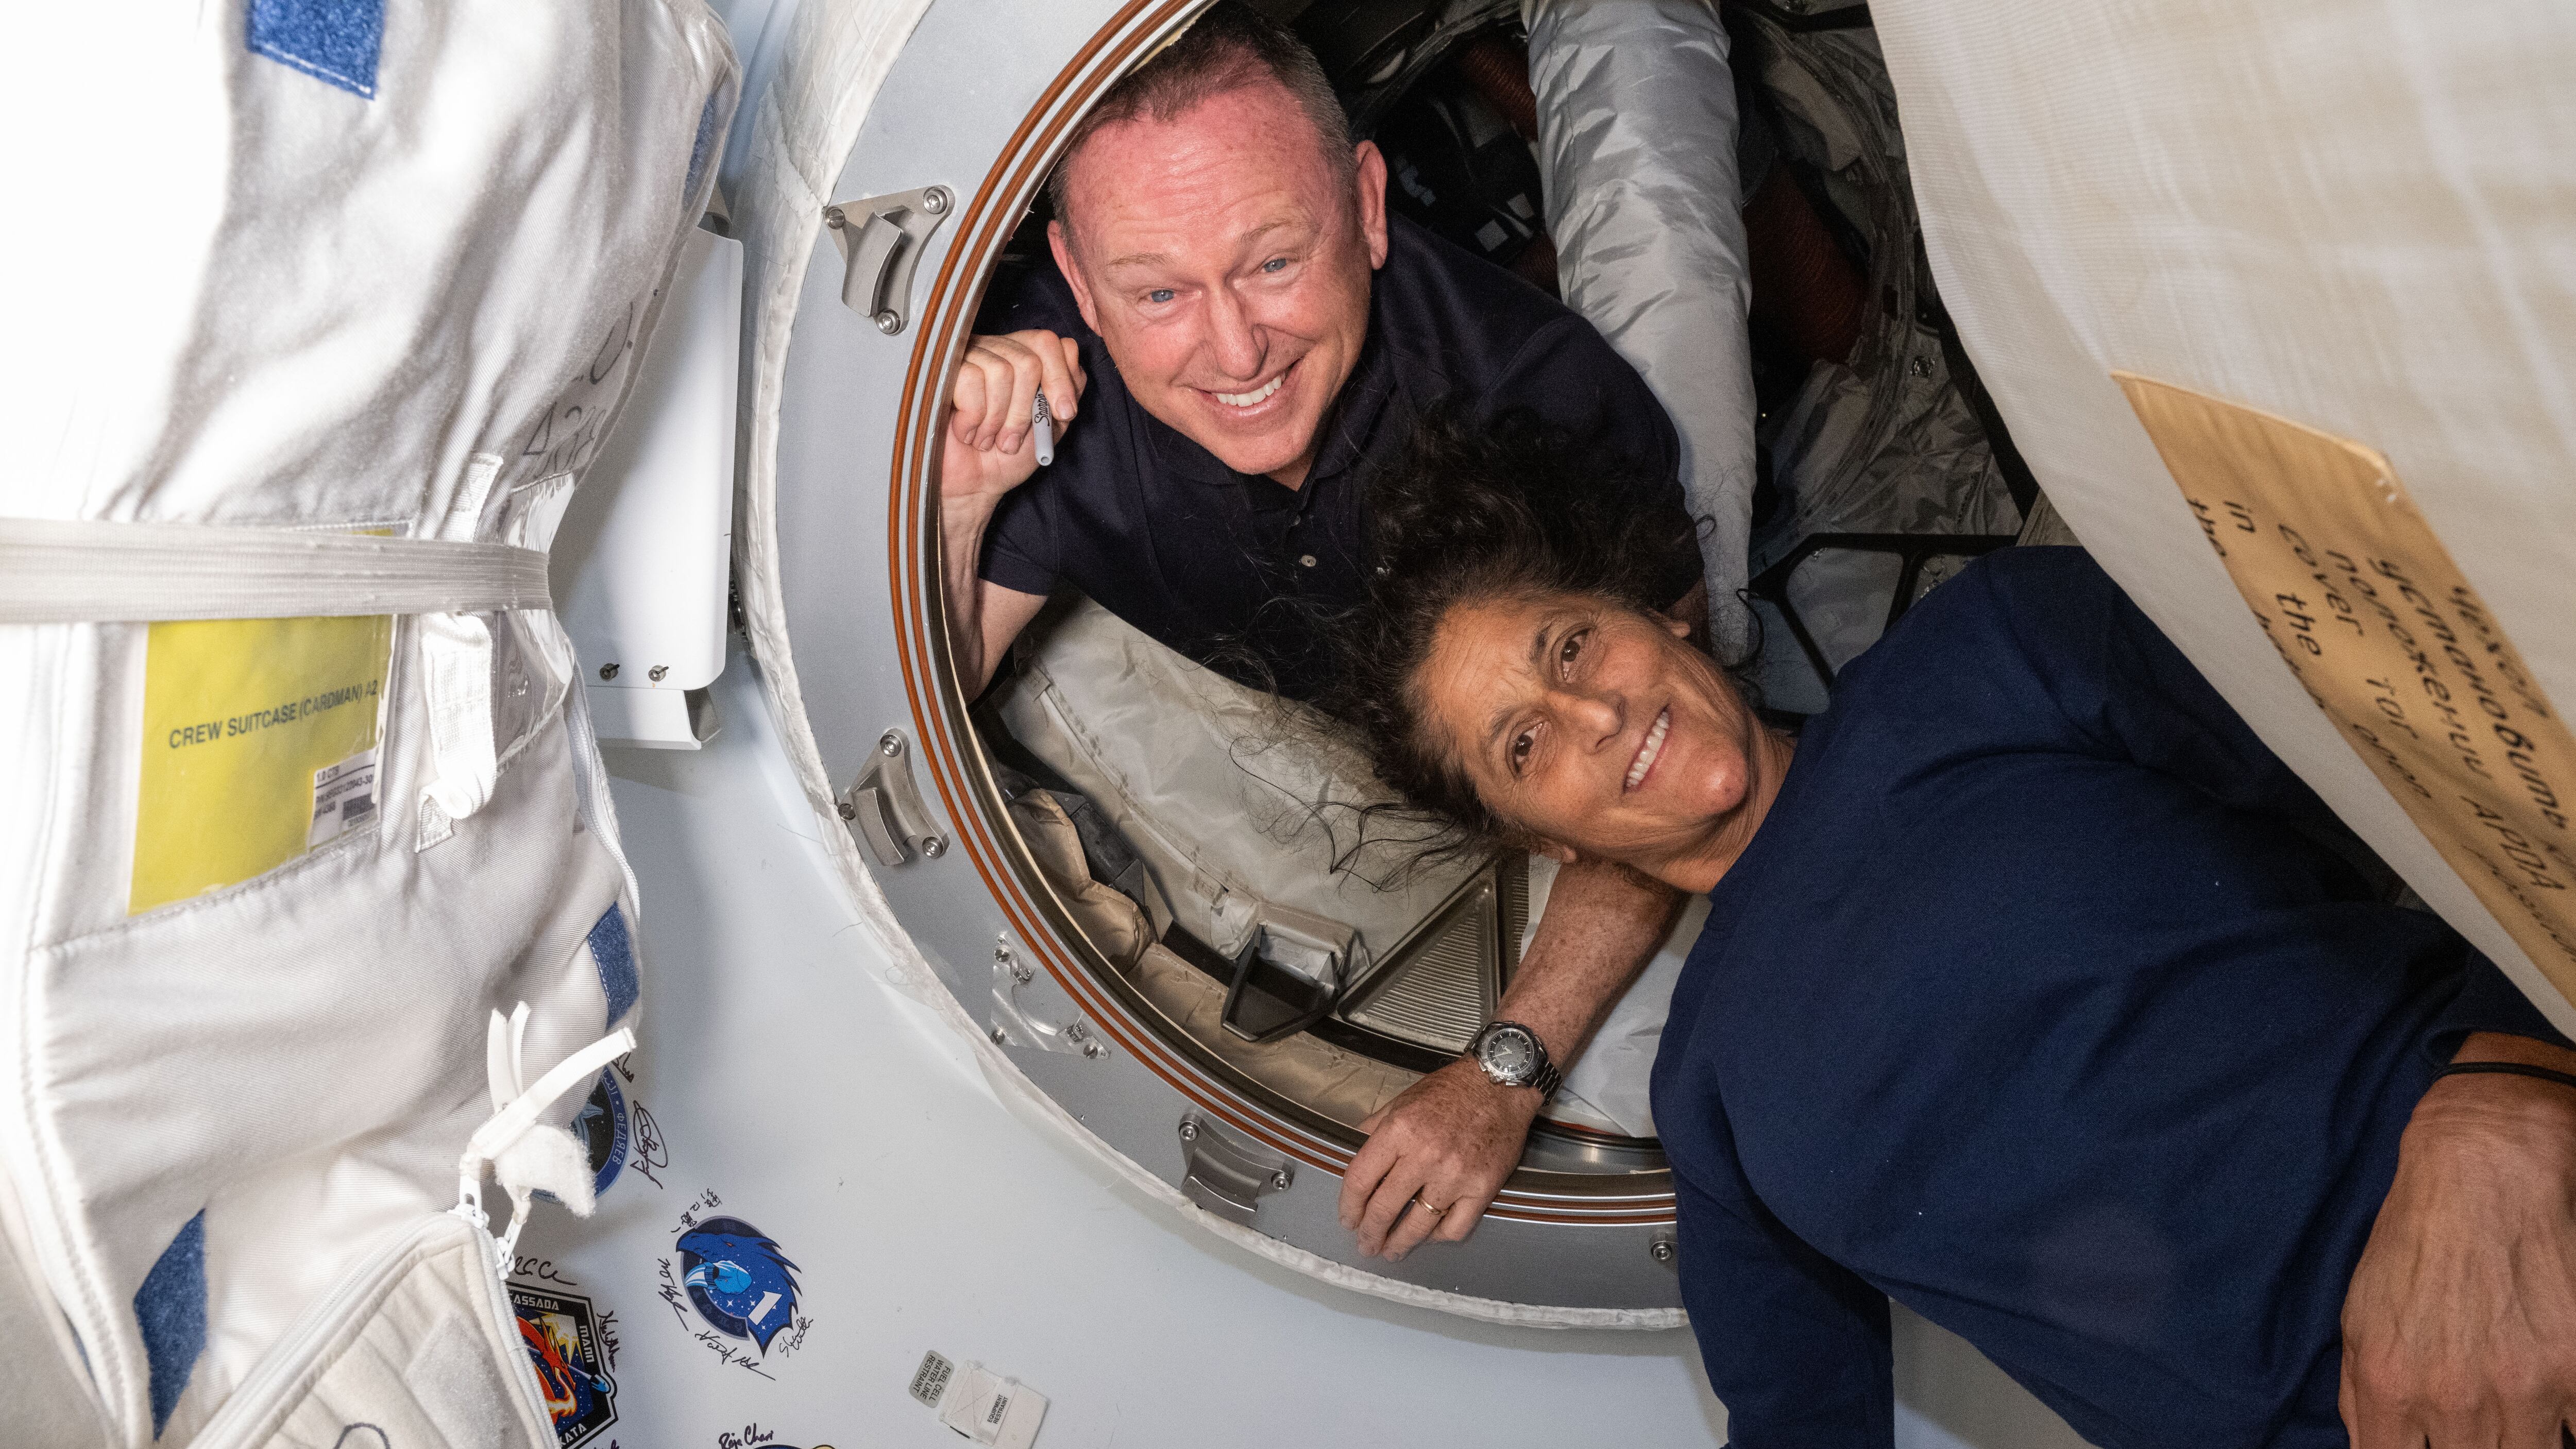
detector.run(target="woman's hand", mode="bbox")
[943,329,1085,506]
[2340,1035,2576,1448]
[1338,1060,1539,1260]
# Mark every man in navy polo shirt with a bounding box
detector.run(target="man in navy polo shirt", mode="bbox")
[937,5,1699,1259]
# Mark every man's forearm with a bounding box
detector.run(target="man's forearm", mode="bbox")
[1500,859,1684,1068]
[940,495,1002,692]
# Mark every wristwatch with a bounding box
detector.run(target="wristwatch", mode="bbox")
[1468,1020,1562,1098]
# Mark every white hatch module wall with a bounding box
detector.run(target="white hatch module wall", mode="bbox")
[495,0,2099,1440]
[720,0,2052,1329]
[719,0,2066,1335]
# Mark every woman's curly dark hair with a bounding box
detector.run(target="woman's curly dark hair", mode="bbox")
[1312,402,1708,864]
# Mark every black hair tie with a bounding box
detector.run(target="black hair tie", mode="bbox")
[2432,1060,2576,1093]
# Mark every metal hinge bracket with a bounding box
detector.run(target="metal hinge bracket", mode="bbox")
[1175,1114,1293,1227]
[840,728,945,866]
[823,184,953,335]
[988,938,1105,1058]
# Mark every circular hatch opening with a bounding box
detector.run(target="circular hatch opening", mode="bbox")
[767,0,2021,1305]
[930,0,1675,1214]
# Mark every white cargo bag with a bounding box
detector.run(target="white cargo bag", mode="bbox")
[0,2,737,1443]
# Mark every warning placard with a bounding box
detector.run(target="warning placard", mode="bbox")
[2119,373,2576,1009]
[131,615,394,914]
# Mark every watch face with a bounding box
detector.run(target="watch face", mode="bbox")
[1479,1026,1538,1083]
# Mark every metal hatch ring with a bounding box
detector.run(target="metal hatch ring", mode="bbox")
[871,0,1675,1229]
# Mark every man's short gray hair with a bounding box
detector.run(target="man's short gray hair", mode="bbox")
[1047,2,1357,241]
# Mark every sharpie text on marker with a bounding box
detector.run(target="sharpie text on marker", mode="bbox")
[1031,389,1056,467]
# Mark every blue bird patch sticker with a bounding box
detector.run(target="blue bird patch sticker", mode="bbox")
[675,1216,802,1354]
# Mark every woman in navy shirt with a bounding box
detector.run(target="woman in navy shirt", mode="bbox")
[1321,418,2576,1447]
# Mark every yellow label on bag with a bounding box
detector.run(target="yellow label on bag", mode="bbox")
[131,615,394,914]
[2119,372,2576,1009]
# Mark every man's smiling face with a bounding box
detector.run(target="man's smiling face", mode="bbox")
[1048,78,1388,487]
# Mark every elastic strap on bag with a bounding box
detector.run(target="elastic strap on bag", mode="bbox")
[0,517,550,622]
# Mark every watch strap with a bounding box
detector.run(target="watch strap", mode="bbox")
[1473,1020,1562,1098]
[1530,1056,1563,1099]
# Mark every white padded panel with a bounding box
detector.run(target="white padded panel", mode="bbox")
[193,1215,550,1449]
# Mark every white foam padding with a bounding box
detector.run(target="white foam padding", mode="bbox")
[1526,0,1758,656]
[994,599,1482,966]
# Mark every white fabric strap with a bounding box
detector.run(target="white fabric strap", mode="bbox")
[454,1014,636,1266]
[0,517,551,623]
[461,1021,635,1178]
[419,613,501,844]
[418,452,530,845]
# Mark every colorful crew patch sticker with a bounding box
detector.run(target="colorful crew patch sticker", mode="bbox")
[2121,373,2576,1008]
[513,1285,618,1449]
[131,613,393,913]
[675,1216,802,1354]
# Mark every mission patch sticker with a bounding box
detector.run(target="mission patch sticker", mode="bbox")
[676,1215,802,1353]
[570,1068,631,1198]
[513,1284,618,1448]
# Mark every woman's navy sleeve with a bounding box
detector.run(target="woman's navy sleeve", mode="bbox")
[2000,549,2342,823]
[1675,1152,1892,1446]
[2426,950,2574,1059]
[1995,551,2575,1060]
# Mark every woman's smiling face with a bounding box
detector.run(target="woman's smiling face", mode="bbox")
[1413,589,1781,889]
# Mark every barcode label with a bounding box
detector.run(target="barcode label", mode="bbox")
[309,748,380,847]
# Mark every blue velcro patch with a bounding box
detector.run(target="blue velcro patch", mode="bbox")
[683,91,723,201]
[589,904,639,1025]
[135,1211,208,1437]
[247,0,384,100]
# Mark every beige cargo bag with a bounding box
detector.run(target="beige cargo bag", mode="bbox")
[1875,0,2576,1035]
